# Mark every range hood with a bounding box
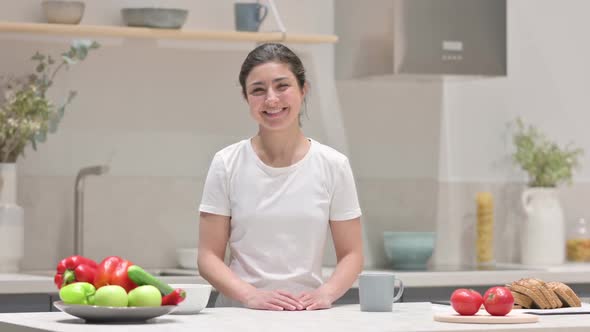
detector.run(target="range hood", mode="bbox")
[335,0,507,79]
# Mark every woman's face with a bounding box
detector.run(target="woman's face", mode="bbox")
[244,61,305,132]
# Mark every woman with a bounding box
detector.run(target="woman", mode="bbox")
[198,43,363,311]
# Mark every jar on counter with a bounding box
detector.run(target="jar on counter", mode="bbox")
[566,218,590,262]
[476,192,494,266]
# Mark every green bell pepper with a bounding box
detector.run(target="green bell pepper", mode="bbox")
[59,282,96,305]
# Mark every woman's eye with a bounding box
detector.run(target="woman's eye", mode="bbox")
[250,88,265,95]
[277,84,289,90]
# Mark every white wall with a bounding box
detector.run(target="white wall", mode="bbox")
[441,0,590,183]
[336,79,442,267]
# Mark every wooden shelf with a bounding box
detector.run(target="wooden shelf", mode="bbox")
[0,22,338,44]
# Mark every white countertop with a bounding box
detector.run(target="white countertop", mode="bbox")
[2,263,590,295]
[0,302,589,332]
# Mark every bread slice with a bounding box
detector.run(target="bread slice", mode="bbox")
[527,278,562,308]
[546,282,582,307]
[511,290,533,309]
[509,279,551,309]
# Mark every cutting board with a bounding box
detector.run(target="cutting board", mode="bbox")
[434,312,539,324]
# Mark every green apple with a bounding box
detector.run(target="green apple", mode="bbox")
[94,285,128,307]
[59,282,96,305]
[128,285,162,307]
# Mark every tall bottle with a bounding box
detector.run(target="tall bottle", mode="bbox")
[476,192,494,266]
[567,218,590,262]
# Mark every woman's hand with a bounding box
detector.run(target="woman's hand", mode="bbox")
[298,288,335,310]
[244,289,304,311]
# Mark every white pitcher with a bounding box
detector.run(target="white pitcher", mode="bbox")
[521,187,565,266]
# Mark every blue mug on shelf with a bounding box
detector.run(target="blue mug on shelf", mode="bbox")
[234,2,268,32]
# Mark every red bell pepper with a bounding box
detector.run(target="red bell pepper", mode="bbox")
[162,288,186,305]
[93,256,137,292]
[54,255,98,289]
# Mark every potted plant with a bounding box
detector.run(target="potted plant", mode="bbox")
[512,118,583,266]
[0,39,99,272]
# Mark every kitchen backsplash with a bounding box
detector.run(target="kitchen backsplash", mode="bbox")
[20,173,587,271]
[19,175,438,270]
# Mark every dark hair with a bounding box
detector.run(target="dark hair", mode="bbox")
[238,43,307,99]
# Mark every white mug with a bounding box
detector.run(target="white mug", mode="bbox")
[358,272,404,312]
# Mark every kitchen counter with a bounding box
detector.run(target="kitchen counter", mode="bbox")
[3,263,590,295]
[0,302,589,332]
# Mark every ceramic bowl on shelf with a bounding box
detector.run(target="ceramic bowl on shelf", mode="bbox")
[42,0,85,25]
[121,8,189,29]
[383,231,435,270]
[176,248,198,270]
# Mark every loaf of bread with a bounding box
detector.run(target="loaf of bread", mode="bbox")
[507,278,581,309]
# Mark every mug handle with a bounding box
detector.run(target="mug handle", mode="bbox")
[258,4,268,23]
[392,278,404,303]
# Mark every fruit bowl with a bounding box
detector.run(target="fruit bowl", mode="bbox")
[53,301,176,323]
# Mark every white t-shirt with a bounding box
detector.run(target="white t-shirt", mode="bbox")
[199,138,361,306]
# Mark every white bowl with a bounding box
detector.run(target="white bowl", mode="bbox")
[169,284,212,314]
[176,248,198,269]
[42,1,85,24]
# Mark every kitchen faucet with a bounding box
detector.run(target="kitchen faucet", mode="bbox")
[74,165,109,256]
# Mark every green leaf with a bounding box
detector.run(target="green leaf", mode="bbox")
[72,39,95,50]
[31,52,45,61]
[66,90,77,103]
[34,130,47,144]
[62,55,77,65]
[48,112,61,133]
[77,47,88,60]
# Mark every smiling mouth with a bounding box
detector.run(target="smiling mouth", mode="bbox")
[263,107,288,118]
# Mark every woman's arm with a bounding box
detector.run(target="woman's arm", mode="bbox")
[198,212,303,310]
[299,217,363,310]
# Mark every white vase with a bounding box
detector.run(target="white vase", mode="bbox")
[520,187,565,266]
[0,163,24,273]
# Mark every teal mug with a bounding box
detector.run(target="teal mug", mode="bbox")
[234,3,268,32]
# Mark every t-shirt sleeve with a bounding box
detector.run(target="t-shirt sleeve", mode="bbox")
[199,153,231,216]
[329,157,362,221]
